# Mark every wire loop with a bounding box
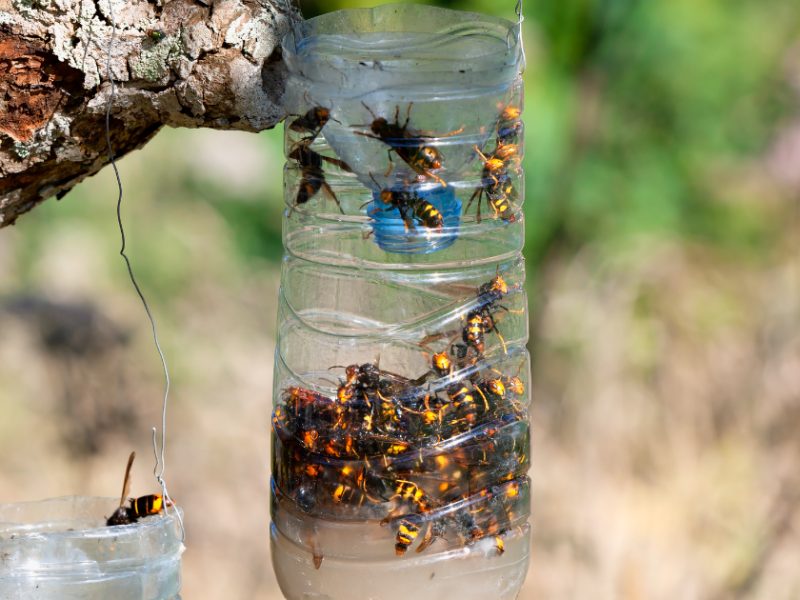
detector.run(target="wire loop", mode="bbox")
[507,0,525,73]
[105,0,186,543]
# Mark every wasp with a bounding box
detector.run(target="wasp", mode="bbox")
[394,515,422,555]
[365,174,444,233]
[392,479,437,510]
[497,104,523,144]
[450,477,525,545]
[474,147,508,187]
[504,374,524,396]
[319,432,351,458]
[416,516,449,553]
[446,380,479,427]
[415,341,455,381]
[282,386,336,431]
[331,482,373,507]
[452,505,483,544]
[421,310,508,364]
[273,405,291,433]
[492,141,519,162]
[475,265,519,314]
[301,429,320,451]
[290,478,320,513]
[451,414,525,484]
[388,509,450,556]
[286,92,341,142]
[330,361,381,399]
[466,147,518,223]
[472,376,505,414]
[381,479,443,554]
[366,435,412,456]
[107,452,174,526]
[288,138,352,215]
[330,358,415,437]
[331,357,412,401]
[353,103,463,186]
[467,174,520,223]
[399,393,450,441]
[129,494,172,519]
[331,467,396,507]
[483,365,526,416]
[458,310,491,357]
[493,535,505,555]
[484,178,518,222]
[355,466,391,502]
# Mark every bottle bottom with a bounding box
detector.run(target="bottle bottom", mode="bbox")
[270,520,531,600]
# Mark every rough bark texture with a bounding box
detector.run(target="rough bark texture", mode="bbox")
[0,0,296,227]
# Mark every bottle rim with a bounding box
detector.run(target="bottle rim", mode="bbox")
[0,496,184,565]
[282,3,524,86]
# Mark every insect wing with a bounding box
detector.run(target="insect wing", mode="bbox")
[120,451,135,507]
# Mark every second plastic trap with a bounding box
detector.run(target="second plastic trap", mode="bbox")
[0,496,183,600]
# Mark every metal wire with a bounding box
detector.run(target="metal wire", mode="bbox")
[105,0,186,543]
[508,0,525,73]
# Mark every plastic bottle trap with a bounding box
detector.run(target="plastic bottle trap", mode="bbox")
[0,495,183,599]
[273,4,529,600]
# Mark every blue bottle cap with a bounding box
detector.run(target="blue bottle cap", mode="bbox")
[365,185,461,254]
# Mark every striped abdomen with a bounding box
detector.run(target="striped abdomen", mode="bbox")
[129,494,169,518]
[449,383,477,426]
[412,200,443,230]
[295,168,324,205]
[463,312,485,355]
[395,517,421,555]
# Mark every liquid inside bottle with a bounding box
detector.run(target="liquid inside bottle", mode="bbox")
[272,5,528,599]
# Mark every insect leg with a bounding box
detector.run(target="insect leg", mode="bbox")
[384,147,396,177]
[368,206,399,216]
[496,304,525,315]
[473,385,491,413]
[321,181,345,214]
[465,186,480,213]
[416,522,434,553]
[353,131,384,141]
[416,126,465,139]
[421,168,446,186]
[320,155,353,172]
[487,314,509,355]
[399,205,416,232]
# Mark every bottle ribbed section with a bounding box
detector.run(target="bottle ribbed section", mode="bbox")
[271,5,529,599]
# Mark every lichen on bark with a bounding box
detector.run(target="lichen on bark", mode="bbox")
[0,0,297,227]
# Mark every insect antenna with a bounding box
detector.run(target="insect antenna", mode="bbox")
[361,101,379,120]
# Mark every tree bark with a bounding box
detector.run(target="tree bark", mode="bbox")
[0,0,296,227]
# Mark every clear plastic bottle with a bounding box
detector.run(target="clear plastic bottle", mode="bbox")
[0,496,183,599]
[271,4,528,599]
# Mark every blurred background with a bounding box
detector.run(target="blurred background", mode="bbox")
[1,0,799,598]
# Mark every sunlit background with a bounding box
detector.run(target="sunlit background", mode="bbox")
[1,0,799,598]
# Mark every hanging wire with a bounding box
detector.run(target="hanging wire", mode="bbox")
[508,0,526,73]
[105,0,186,543]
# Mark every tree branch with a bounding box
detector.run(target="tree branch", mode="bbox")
[0,0,296,227]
